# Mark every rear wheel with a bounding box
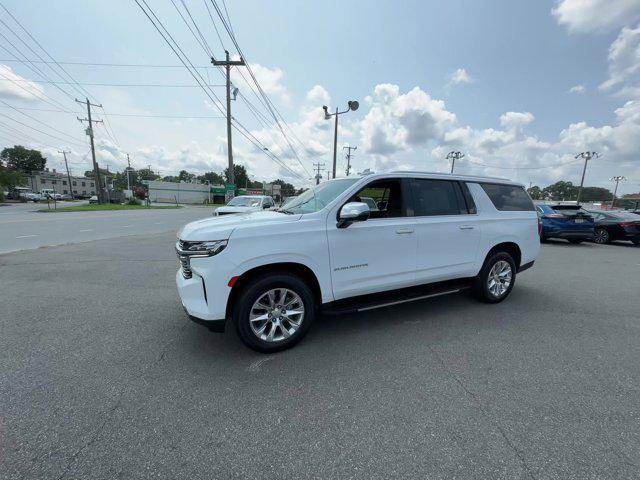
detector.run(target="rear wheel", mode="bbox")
[233,273,315,353]
[594,228,610,244]
[472,252,516,303]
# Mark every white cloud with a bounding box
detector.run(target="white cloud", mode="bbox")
[232,63,290,105]
[448,68,473,86]
[552,0,640,33]
[0,64,45,101]
[569,84,586,93]
[499,111,535,131]
[599,24,640,98]
[359,84,456,155]
[305,84,330,105]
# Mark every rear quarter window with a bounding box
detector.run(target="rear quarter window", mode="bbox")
[480,183,535,211]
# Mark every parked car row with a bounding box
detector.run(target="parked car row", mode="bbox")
[537,203,640,245]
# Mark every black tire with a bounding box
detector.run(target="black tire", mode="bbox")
[540,235,549,243]
[233,273,315,353]
[472,251,517,304]
[594,228,610,244]
[568,239,583,244]
[633,240,640,246]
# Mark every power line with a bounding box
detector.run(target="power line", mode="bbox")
[134,0,304,180]
[0,78,225,87]
[0,58,217,68]
[0,99,83,144]
[0,111,85,147]
[0,105,225,118]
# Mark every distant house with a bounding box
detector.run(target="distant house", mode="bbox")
[27,169,96,197]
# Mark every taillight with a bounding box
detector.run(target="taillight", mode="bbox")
[619,222,639,227]
[538,219,542,236]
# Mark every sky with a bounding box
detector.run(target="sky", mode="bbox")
[0,0,639,194]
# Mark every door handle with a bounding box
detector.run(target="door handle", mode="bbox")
[395,228,414,234]
[459,225,475,230]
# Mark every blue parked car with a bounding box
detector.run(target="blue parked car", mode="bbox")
[536,204,595,243]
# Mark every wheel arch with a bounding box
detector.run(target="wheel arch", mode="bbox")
[226,262,323,319]
[483,241,522,269]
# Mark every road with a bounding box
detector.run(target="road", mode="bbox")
[0,202,213,254]
[1,237,640,479]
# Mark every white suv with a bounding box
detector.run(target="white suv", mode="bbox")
[176,172,539,352]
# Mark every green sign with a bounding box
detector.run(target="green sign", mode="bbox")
[225,183,236,191]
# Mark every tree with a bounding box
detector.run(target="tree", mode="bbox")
[527,185,543,200]
[0,157,25,192]
[197,171,225,185]
[580,186,613,202]
[178,170,195,182]
[542,181,578,201]
[224,164,249,187]
[272,178,296,197]
[0,145,46,173]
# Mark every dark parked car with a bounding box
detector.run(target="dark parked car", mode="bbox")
[586,210,640,245]
[536,204,595,243]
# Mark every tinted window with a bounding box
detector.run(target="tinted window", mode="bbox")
[459,182,477,214]
[480,183,535,211]
[351,179,405,218]
[411,179,464,216]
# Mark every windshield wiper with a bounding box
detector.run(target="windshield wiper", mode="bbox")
[275,208,295,214]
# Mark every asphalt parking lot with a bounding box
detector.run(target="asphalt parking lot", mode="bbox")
[1,235,639,479]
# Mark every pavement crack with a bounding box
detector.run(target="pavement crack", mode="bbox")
[427,345,538,480]
[55,392,124,480]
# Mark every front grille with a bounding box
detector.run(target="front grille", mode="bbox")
[176,239,192,279]
[179,255,192,279]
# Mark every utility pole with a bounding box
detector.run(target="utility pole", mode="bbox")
[446,151,465,174]
[610,176,626,208]
[343,146,357,176]
[58,150,73,197]
[212,50,245,192]
[76,98,104,203]
[575,151,599,204]
[323,101,359,179]
[313,162,325,185]
[126,153,131,191]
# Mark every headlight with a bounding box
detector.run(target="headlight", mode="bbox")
[177,239,227,257]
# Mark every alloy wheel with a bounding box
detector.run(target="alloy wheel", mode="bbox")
[594,229,609,244]
[249,288,305,342]
[487,260,512,298]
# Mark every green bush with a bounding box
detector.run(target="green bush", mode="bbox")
[127,197,142,206]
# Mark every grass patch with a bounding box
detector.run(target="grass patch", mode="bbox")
[38,203,183,212]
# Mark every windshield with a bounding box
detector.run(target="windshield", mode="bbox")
[280,178,360,214]
[227,196,261,207]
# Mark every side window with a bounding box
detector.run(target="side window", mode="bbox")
[459,182,477,214]
[350,178,406,219]
[480,183,535,211]
[411,179,464,216]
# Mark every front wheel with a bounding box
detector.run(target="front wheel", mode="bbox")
[472,252,516,303]
[594,228,610,244]
[233,273,315,353]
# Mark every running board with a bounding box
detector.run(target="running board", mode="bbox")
[322,278,472,316]
[357,288,463,312]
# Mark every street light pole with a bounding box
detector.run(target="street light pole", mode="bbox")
[575,151,598,204]
[610,176,626,208]
[446,151,464,174]
[323,101,359,179]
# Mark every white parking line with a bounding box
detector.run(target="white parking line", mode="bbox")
[122,225,133,228]
[16,234,38,238]
[79,229,93,232]
[154,222,164,225]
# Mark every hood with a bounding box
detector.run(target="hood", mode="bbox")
[216,205,260,214]
[178,211,301,241]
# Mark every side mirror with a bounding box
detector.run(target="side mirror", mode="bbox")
[337,202,370,228]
